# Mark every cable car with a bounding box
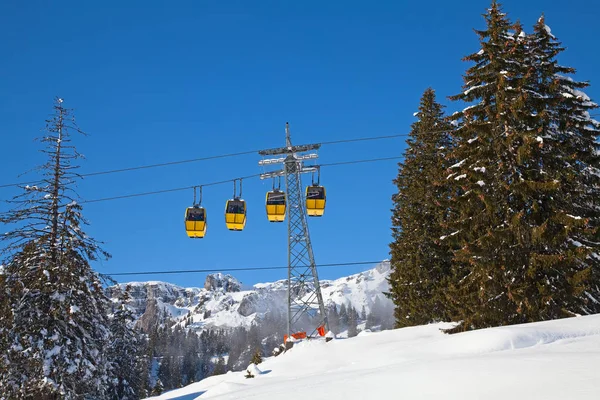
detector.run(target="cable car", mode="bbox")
[225,199,247,231]
[306,185,326,217]
[185,206,207,238]
[266,189,286,222]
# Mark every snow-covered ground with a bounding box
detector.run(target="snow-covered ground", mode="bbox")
[145,314,600,400]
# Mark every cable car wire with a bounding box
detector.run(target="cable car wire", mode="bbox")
[318,130,448,146]
[106,260,387,277]
[80,155,403,204]
[0,131,422,189]
[81,173,263,204]
[82,149,260,177]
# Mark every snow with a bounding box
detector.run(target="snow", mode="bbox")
[117,262,394,333]
[543,23,556,39]
[317,261,392,315]
[454,174,467,181]
[245,363,262,378]
[450,159,466,169]
[476,180,485,186]
[464,83,489,96]
[570,239,584,247]
[440,230,459,241]
[144,314,600,400]
[573,89,591,101]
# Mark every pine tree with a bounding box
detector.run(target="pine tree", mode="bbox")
[107,285,149,399]
[388,87,454,327]
[212,356,226,376]
[339,303,348,327]
[0,98,115,398]
[442,1,532,331]
[157,356,173,390]
[150,379,164,396]
[326,304,340,334]
[507,16,600,319]
[347,307,359,338]
[444,2,600,331]
[251,348,263,365]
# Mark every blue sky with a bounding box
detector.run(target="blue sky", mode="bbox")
[1,0,599,288]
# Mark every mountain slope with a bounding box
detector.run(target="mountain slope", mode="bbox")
[109,261,393,333]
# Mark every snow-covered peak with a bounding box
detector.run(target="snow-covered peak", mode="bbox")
[109,262,393,333]
[204,273,241,293]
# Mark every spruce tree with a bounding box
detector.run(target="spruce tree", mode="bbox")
[339,303,349,326]
[107,286,149,399]
[347,307,359,338]
[150,379,164,396]
[444,2,600,331]
[508,16,600,319]
[388,88,454,327]
[0,98,116,398]
[212,356,226,376]
[251,348,263,365]
[442,1,531,331]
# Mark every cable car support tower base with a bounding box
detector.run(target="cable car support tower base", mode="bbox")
[258,123,329,345]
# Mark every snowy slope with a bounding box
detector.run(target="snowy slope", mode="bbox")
[145,314,600,400]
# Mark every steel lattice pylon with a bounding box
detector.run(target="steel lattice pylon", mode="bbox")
[258,123,329,339]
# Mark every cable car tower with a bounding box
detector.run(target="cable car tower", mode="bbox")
[258,123,329,341]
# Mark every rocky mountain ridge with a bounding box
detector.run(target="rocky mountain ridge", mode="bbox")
[108,260,392,333]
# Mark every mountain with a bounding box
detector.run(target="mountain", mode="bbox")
[108,260,393,334]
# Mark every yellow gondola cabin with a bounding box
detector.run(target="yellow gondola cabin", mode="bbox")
[306,185,326,217]
[266,190,286,222]
[225,199,247,231]
[185,206,207,238]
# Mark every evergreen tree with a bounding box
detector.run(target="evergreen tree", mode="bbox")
[0,98,115,398]
[212,356,226,376]
[442,1,531,331]
[388,87,454,327]
[107,286,149,399]
[150,379,164,396]
[157,356,174,390]
[444,2,600,331]
[339,303,349,326]
[508,16,600,319]
[347,307,359,338]
[326,304,340,334]
[251,348,263,365]
[181,331,201,385]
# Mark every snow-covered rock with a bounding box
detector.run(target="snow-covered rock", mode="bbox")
[204,273,241,292]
